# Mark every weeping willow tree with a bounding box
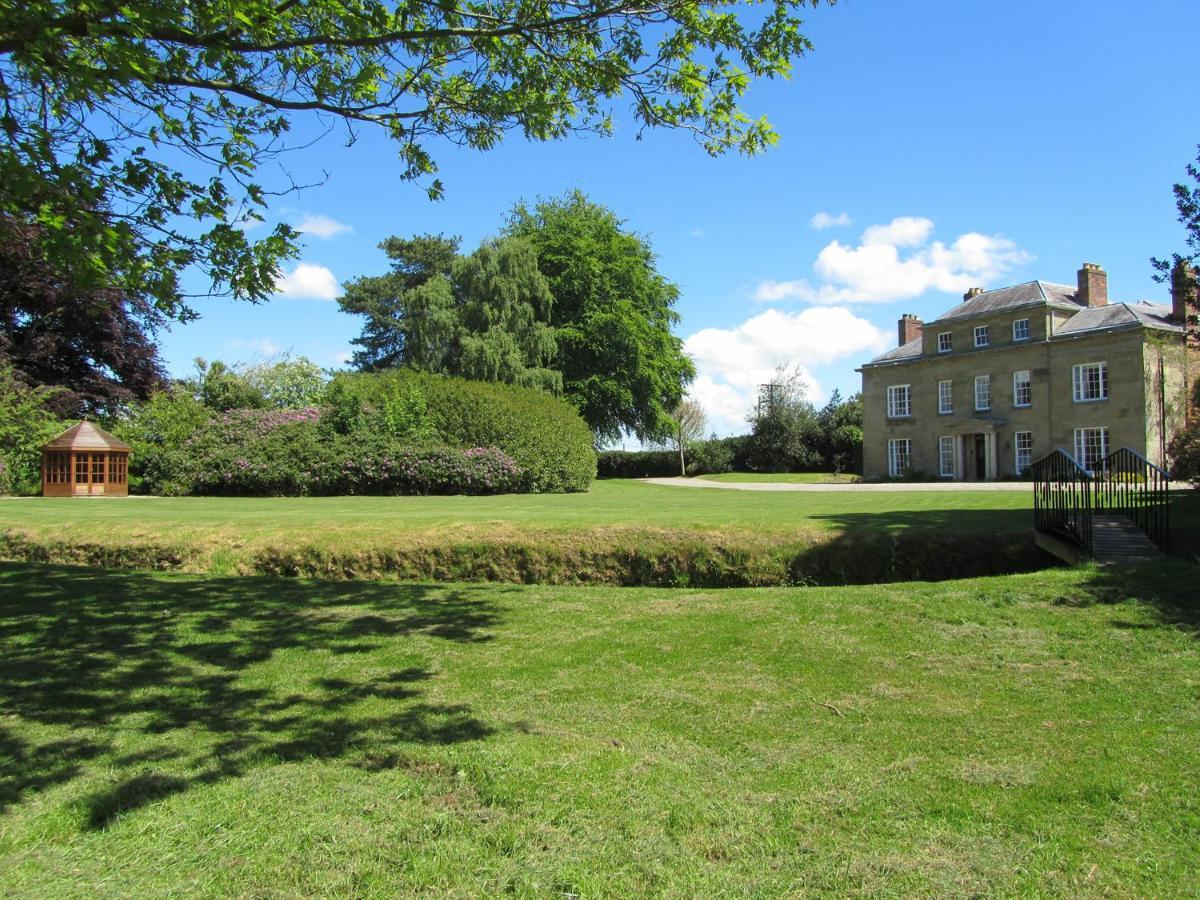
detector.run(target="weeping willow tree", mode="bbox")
[339,234,560,393]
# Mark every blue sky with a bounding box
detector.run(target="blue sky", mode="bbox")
[158,0,1200,437]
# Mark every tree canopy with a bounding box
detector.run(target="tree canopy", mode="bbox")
[1,0,829,320]
[505,192,695,442]
[1153,144,1200,335]
[0,216,165,416]
[339,234,562,392]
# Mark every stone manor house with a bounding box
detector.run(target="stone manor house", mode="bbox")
[858,263,1196,480]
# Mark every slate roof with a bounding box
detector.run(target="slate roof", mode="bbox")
[43,421,132,451]
[932,281,1080,322]
[863,280,1183,368]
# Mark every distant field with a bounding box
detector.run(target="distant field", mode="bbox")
[1,561,1197,896]
[699,472,861,484]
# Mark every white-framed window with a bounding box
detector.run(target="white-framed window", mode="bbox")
[1013,370,1032,408]
[887,439,912,477]
[1073,427,1108,472]
[937,331,953,353]
[939,436,956,478]
[886,384,911,418]
[1014,431,1033,474]
[974,374,990,411]
[938,379,953,415]
[1072,362,1108,402]
[974,325,990,348]
[1012,318,1031,341]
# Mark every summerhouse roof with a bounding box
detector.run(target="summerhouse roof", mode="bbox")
[43,421,132,451]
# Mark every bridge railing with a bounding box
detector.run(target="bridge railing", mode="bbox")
[1030,449,1094,553]
[1095,447,1172,553]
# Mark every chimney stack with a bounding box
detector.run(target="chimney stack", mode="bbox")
[898,313,923,347]
[963,287,984,301]
[1171,260,1196,327]
[1077,263,1108,308]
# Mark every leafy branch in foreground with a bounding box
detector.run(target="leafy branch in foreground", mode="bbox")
[0,0,831,319]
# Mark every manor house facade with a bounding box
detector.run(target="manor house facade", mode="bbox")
[857,263,1194,480]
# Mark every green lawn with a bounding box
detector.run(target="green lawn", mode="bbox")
[699,472,861,484]
[1,561,1198,895]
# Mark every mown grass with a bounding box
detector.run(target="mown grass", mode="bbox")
[1,561,1198,896]
[699,472,861,484]
[0,480,1051,584]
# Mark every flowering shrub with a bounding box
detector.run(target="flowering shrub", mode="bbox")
[156,408,525,496]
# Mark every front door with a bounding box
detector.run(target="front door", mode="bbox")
[972,435,986,480]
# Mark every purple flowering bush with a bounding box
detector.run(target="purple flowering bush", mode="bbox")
[160,407,525,496]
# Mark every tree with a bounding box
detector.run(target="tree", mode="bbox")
[670,399,708,476]
[190,359,267,411]
[243,355,329,408]
[1,0,830,320]
[339,234,562,391]
[746,365,820,472]
[814,389,863,473]
[505,192,695,443]
[1152,145,1200,336]
[0,363,64,493]
[0,216,166,416]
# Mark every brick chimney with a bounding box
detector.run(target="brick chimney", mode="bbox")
[897,313,923,347]
[963,287,984,301]
[1171,260,1196,326]
[1077,263,1108,308]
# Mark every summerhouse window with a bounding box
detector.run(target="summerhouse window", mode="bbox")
[74,453,90,483]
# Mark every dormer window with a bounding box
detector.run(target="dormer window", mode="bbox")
[973,325,990,348]
[1012,318,1030,341]
[937,332,952,353]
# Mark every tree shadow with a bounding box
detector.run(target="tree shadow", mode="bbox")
[0,563,506,826]
[796,507,1055,583]
[1063,558,1200,635]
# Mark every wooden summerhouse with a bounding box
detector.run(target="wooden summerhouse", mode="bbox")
[41,422,131,497]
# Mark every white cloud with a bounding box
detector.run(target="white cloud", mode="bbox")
[274,263,340,301]
[226,338,283,357]
[683,306,889,434]
[294,213,352,239]
[689,227,705,239]
[754,217,1031,305]
[809,211,852,230]
[333,350,353,365]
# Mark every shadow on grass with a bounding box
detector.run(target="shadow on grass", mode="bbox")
[797,506,1054,583]
[0,563,504,827]
[1064,558,1200,635]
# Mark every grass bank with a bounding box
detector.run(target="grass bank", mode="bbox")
[1,561,1198,895]
[0,480,1052,585]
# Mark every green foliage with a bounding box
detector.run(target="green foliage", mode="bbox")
[685,436,746,476]
[113,387,214,494]
[242,356,329,409]
[1167,417,1200,486]
[0,0,826,319]
[597,450,680,479]
[505,192,696,442]
[0,363,65,493]
[746,367,821,472]
[1152,145,1200,334]
[191,359,267,412]
[340,235,561,392]
[815,390,864,473]
[333,370,596,492]
[374,381,437,444]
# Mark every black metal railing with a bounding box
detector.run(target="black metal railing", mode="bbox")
[1095,447,1172,553]
[1031,449,1094,553]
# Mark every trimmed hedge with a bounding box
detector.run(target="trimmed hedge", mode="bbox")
[598,450,678,478]
[331,370,596,493]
